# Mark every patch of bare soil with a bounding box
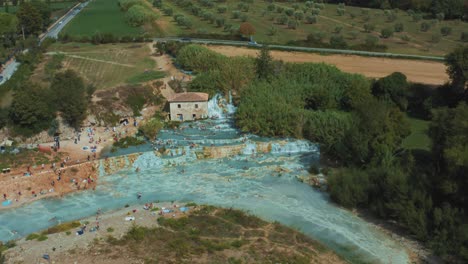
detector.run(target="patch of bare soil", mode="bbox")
[207,45,449,85]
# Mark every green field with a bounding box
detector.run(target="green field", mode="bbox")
[156,0,467,56]
[45,43,163,89]
[402,117,431,151]
[62,0,143,37]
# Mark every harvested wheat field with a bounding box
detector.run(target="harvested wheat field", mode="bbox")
[207,45,449,86]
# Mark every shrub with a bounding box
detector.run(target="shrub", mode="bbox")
[431,33,441,43]
[287,19,298,29]
[267,4,275,11]
[420,22,430,32]
[365,35,379,46]
[217,5,227,13]
[412,13,422,22]
[328,168,370,208]
[294,11,304,20]
[336,8,345,16]
[118,0,146,11]
[276,15,288,25]
[26,233,40,240]
[348,31,359,40]
[311,8,320,15]
[240,14,248,22]
[276,6,284,13]
[400,34,410,41]
[440,26,452,36]
[163,7,173,16]
[305,15,317,24]
[126,5,155,27]
[285,8,294,16]
[461,32,468,42]
[381,27,394,38]
[215,17,225,27]
[364,23,375,33]
[386,11,397,22]
[334,26,343,34]
[394,22,404,32]
[436,12,445,21]
[232,10,241,19]
[139,118,164,140]
[307,31,326,43]
[267,25,277,36]
[329,34,347,48]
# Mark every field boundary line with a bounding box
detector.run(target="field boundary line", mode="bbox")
[46,52,135,67]
[154,37,445,61]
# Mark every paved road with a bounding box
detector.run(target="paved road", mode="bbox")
[42,1,88,40]
[0,2,88,85]
[153,37,445,61]
[0,60,20,85]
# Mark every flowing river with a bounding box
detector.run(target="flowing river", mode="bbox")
[0,95,409,264]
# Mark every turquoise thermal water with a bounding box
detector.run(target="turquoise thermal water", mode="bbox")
[0,95,409,264]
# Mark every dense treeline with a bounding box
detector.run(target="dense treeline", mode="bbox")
[8,67,91,136]
[0,37,92,136]
[173,43,468,262]
[295,0,468,20]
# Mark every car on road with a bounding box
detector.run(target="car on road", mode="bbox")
[181,37,192,42]
[59,21,63,24]
[248,41,259,46]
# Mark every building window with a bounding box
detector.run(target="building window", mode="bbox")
[195,104,198,109]
[192,114,196,119]
[177,114,183,121]
[177,104,181,108]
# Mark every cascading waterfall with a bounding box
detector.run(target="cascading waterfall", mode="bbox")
[0,93,410,264]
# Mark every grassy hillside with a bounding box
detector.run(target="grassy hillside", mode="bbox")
[36,43,163,90]
[54,206,345,263]
[155,0,467,56]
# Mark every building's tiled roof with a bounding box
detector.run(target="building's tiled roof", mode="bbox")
[169,92,209,102]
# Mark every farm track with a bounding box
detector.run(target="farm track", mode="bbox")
[46,52,135,67]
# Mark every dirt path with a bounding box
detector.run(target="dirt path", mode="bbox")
[46,52,135,67]
[207,45,449,85]
[147,43,192,100]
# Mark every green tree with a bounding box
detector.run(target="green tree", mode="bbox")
[337,99,410,165]
[50,70,88,128]
[255,45,273,80]
[328,168,370,208]
[0,12,18,46]
[364,23,375,32]
[305,14,317,24]
[329,34,347,48]
[9,84,54,135]
[440,26,452,36]
[372,72,409,110]
[445,46,468,96]
[394,22,404,32]
[381,27,394,38]
[16,2,43,35]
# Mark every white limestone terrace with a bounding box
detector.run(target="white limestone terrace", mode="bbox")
[0,94,410,264]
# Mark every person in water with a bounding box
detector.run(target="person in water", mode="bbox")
[137,193,142,199]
